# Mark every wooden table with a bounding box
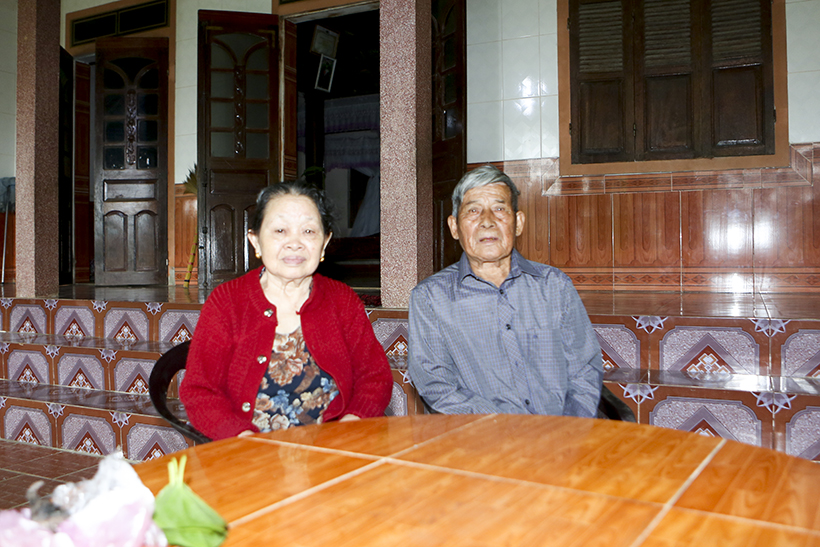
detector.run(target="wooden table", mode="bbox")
[135,414,820,546]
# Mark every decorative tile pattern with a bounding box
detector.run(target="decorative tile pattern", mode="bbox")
[781,329,820,377]
[7,349,50,384]
[54,306,95,339]
[61,414,117,455]
[371,318,409,369]
[4,405,51,446]
[9,304,47,334]
[593,324,639,371]
[649,396,763,447]
[124,423,190,461]
[384,382,408,417]
[784,406,820,461]
[157,310,200,345]
[56,353,105,390]
[104,308,150,345]
[659,326,760,375]
[113,358,155,394]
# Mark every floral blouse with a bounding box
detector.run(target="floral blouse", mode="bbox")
[253,327,339,432]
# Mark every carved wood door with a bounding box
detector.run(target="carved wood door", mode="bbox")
[94,37,169,285]
[432,0,466,271]
[197,10,280,288]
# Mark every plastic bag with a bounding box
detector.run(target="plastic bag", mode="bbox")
[0,451,166,547]
[153,455,228,547]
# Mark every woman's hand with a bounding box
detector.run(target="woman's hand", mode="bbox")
[339,414,361,422]
[237,430,255,437]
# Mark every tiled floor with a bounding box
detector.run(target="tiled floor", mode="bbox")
[0,439,102,510]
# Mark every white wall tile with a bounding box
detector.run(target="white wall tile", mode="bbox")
[501,0,540,39]
[538,34,558,96]
[467,0,502,45]
[0,31,15,74]
[503,98,541,160]
[467,101,503,163]
[467,42,503,103]
[502,36,540,99]
[786,0,820,73]
[540,96,559,157]
[0,111,14,177]
[176,0,200,43]
[175,38,197,89]
[539,0,558,36]
[788,70,820,143]
[0,1,16,34]
[174,85,198,137]
[0,71,14,115]
[174,133,197,184]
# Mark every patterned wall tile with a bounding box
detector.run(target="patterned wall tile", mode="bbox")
[652,318,768,376]
[3,402,54,447]
[123,421,192,462]
[55,351,105,391]
[53,305,96,339]
[103,307,150,346]
[7,348,51,384]
[59,410,118,456]
[390,368,424,415]
[773,391,820,460]
[592,317,648,373]
[644,386,773,449]
[112,357,156,395]
[9,303,48,335]
[157,309,200,344]
[771,320,820,377]
[371,318,409,369]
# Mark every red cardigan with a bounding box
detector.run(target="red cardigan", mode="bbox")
[180,268,392,440]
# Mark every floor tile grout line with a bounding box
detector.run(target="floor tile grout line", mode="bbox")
[228,459,388,528]
[666,503,820,538]
[628,438,727,547]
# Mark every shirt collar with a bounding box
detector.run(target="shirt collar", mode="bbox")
[457,248,539,284]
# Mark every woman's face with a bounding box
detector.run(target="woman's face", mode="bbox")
[247,194,331,285]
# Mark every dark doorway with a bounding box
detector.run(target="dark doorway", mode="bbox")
[295,10,381,290]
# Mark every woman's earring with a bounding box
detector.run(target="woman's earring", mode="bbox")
[320,252,325,262]
[255,251,261,259]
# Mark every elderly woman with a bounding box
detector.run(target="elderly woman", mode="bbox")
[180,181,392,440]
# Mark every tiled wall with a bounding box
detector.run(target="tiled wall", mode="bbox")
[485,143,820,293]
[0,0,16,178]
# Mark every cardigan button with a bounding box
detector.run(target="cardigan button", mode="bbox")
[242,402,251,412]
[264,309,273,317]
[257,355,267,364]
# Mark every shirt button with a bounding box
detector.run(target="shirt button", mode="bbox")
[257,355,267,364]
[524,399,531,405]
[242,402,251,412]
[506,324,511,330]
[264,309,273,317]
[500,289,505,295]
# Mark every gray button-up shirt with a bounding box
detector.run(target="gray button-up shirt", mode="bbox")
[409,250,603,417]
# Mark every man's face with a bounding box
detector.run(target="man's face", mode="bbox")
[447,183,525,265]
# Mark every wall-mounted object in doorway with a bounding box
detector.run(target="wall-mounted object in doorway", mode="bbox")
[315,55,336,93]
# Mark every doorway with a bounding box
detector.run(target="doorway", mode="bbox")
[293,9,381,290]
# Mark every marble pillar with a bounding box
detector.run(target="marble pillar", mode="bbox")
[380,0,433,308]
[15,0,60,297]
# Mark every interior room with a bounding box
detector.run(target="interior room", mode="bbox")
[2,0,820,541]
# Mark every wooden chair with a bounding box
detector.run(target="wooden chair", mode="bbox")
[149,341,212,444]
[597,385,636,422]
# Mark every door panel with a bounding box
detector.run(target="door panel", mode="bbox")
[94,37,168,285]
[432,0,466,271]
[59,48,75,285]
[198,10,279,287]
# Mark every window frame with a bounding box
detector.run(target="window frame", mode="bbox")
[557,0,789,177]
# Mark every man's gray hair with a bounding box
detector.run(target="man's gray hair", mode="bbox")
[451,165,520,216]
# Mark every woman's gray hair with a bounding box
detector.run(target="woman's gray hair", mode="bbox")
[451,165,520,216]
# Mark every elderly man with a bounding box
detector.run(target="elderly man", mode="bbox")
[408,165,603,417]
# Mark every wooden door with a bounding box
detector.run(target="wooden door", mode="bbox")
[198,11,280,288]
[74,61,93,283]
[94,37,169,285]
[59,48,74,285]
[432,0,466,271]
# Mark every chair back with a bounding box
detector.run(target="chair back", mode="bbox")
[597,385,636,421]
[149,341,211,444]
